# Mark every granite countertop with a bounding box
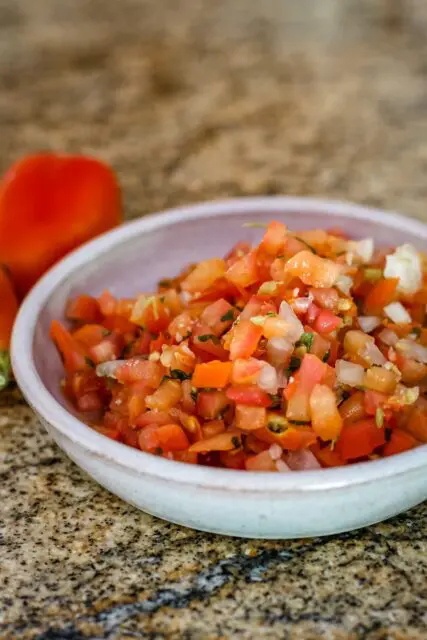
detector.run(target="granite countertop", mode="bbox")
[2,0,427,638]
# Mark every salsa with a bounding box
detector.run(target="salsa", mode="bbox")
[51,221,427,471]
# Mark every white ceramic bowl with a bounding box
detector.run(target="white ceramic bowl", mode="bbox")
[12,197,427,539]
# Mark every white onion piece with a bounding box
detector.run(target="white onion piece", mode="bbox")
[284,450,322,471]
[378,328,399,346]
[336,274,353,296]
[396,339,427,364]
[278,301,304,342]
[180,290,192,304]
[276,459,291,473]
[363,341,387,366]
[384,244,422,295]
[335,360,365,387]
[358,316,381,333]
[292,297,312,314]
[269,444,283,461]
[276,368,288,389]
[266,337,294,367]
[96,360,126,378]
[257,363,279,394]
[384,302,412,324]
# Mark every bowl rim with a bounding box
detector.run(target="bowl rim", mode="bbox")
[12,196,427,493]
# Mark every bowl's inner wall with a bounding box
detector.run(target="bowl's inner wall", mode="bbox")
[34,205,426,415]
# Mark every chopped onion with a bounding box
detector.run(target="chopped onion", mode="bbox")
[276,459,291,473]
[292,297,312,314]
[378,328,399,346]
[278,301,304,342]
[358,316,381,333]
[384,302,412,324]
[283,450,321,471]
[276,368,288,389]
[363,341,387,366]
[269,444,283,461]
[335,274,353,296]
[96,360,126,378]
[384,244,422,295]
[346,238,374,265]
[180,291,192,304]
[336,359,365,387]
[266,337,294,367]
[257,363,279,394]
[396,339,427,364]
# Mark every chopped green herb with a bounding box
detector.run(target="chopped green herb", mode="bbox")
[297,332,314,352]
[158,279,172,288]
[159,296,166,303]
[286,356,301,375]
[339,390,351,405]
[231,436,241,448]
[267,422,286,434]
[218,404,231,418]
[154,447,164,455]
[288,420,311,426]
[268,393,282,409]
[242,222,268,228]
[364,268,383,283]
[190,388,198,402]
[375,407,384,428]
[322,350,331,363]
[102,329,112,337]
[220,309,235,322]
[0,351,11,390]
[161,375,172,384]
[151,332,159,339]
[170,369,191,381]
[411,327,422,338]
[85,357,95,368]
[198,334,220,345]
[385,427,392,442]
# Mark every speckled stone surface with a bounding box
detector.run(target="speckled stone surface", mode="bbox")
[2,0,427,638]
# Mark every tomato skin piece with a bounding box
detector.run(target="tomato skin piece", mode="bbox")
[226,385,271,407]
[0,154,122,298]
[364,390,388,416]
[72,324,107,349]
[50,320,90,373]
[200,298,235,335]
[254,426,317,451]
[115,359,164,387]
[307,303,321,325]
[181,258,226,293]
[89,332,124,364]
[231,357,264,385]
[225,250,259,288]
[229,320,263,360]
[336,419,386,461]
[309,384,343,441]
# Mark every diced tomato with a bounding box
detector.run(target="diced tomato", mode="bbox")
[309,384,343,441]
[189,431,240,453]
[285,354,326,422]
[336,419,386,461]
[76,391,104,413]
[200,299,235,335]
[231,358,264,384]
[225,250,259,288]
[255,425,317,451]
[235,405,266,431]
[66,295,102,323]
[364,390,388,416]
[309,288,339,312]
[313,309,342,335]
[202,419,226,439]
[226,385,271,407]
[88,332,124,364]
[156,424,190,451]
[181,258,226,293]
[145,380,182,411]
[383,429,417,457]
[311,443,344,467]
[224,241,252,266]
[138,425,161,452]
[245,450,277,471]
[260,221,287,257]
[197,390,229,420]
[103,315,138,336]
[229,319,263,360]
[191,321,229,360]
[404,407,427,443]
[193,278,241,303]
[131,296,171,333]
[220,449,246,469]
[50,320,90,373]
[339,391,366,424]
[98,290,117,316]
[72,324,108,348]
[135,410,172,428]
[192,361,233,388]
[364,278,399,315]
